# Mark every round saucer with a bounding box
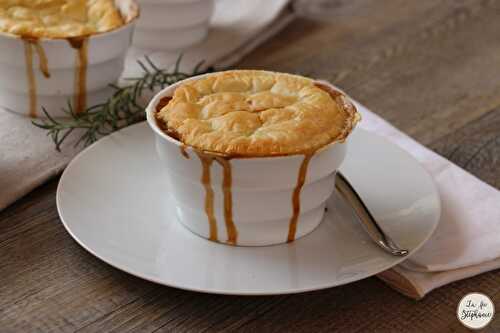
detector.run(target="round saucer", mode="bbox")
[57,123,440,295]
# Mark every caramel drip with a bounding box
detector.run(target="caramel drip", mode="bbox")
[22,37,51,118]
[180,145,190,159]
[216,157,238,245]
[34,42,50,78]
[287,153,314,243]
[195,152,218,242]
[67,37,88,114]
[156,96,172,112]
[23,40,37,118]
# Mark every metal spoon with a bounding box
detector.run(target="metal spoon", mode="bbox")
[335,171,409,257]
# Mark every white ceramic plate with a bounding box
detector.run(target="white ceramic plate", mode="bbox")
[57,123,440,295]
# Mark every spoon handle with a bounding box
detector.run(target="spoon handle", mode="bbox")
[335,172,409,257]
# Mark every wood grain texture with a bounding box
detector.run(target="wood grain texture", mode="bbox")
[2,0,500,332]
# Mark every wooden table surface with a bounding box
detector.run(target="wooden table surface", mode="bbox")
[2,1,500,332]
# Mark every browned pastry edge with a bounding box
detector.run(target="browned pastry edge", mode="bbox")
[155,72,361,158]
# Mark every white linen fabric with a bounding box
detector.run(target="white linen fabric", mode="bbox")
[353,100,500,299]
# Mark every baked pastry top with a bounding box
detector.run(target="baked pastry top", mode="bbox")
[0,0,124,38]
[156,70,360,157]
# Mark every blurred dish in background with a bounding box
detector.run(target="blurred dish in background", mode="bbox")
[133,0,215,51]
[0,0,139,118]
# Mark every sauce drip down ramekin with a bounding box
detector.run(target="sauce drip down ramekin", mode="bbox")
[146,73,357,246]
[0,0,139,118]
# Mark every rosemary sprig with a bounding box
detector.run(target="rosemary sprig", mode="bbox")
[32,55,212,151]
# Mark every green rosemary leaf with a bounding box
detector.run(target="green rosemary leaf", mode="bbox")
[192,60,205,75]
[136,59,150,74]
[33,55,213,151]
[144,55,160,72]
[174,54,183,73]
[56,128,75,152]
[42,107,60,125]
[109,83,121,91]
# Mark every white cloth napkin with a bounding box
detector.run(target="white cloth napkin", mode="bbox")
[352,101,500,299]
[0,0,293,210]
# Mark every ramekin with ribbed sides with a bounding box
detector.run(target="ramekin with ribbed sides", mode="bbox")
[133,0,214,50]
[0,0,139,118]
[146,70,360,246]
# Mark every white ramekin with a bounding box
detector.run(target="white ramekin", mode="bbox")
[146,74,354,246]
[133,0,214,50]
[0,0,139,118]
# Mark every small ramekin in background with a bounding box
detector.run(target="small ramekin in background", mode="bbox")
[133,0,214,50]
[146,74,356,246]
[0,0,139,118]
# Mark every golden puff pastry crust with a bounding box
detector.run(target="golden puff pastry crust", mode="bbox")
[156,70,360,157]
[0,0,124,38]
